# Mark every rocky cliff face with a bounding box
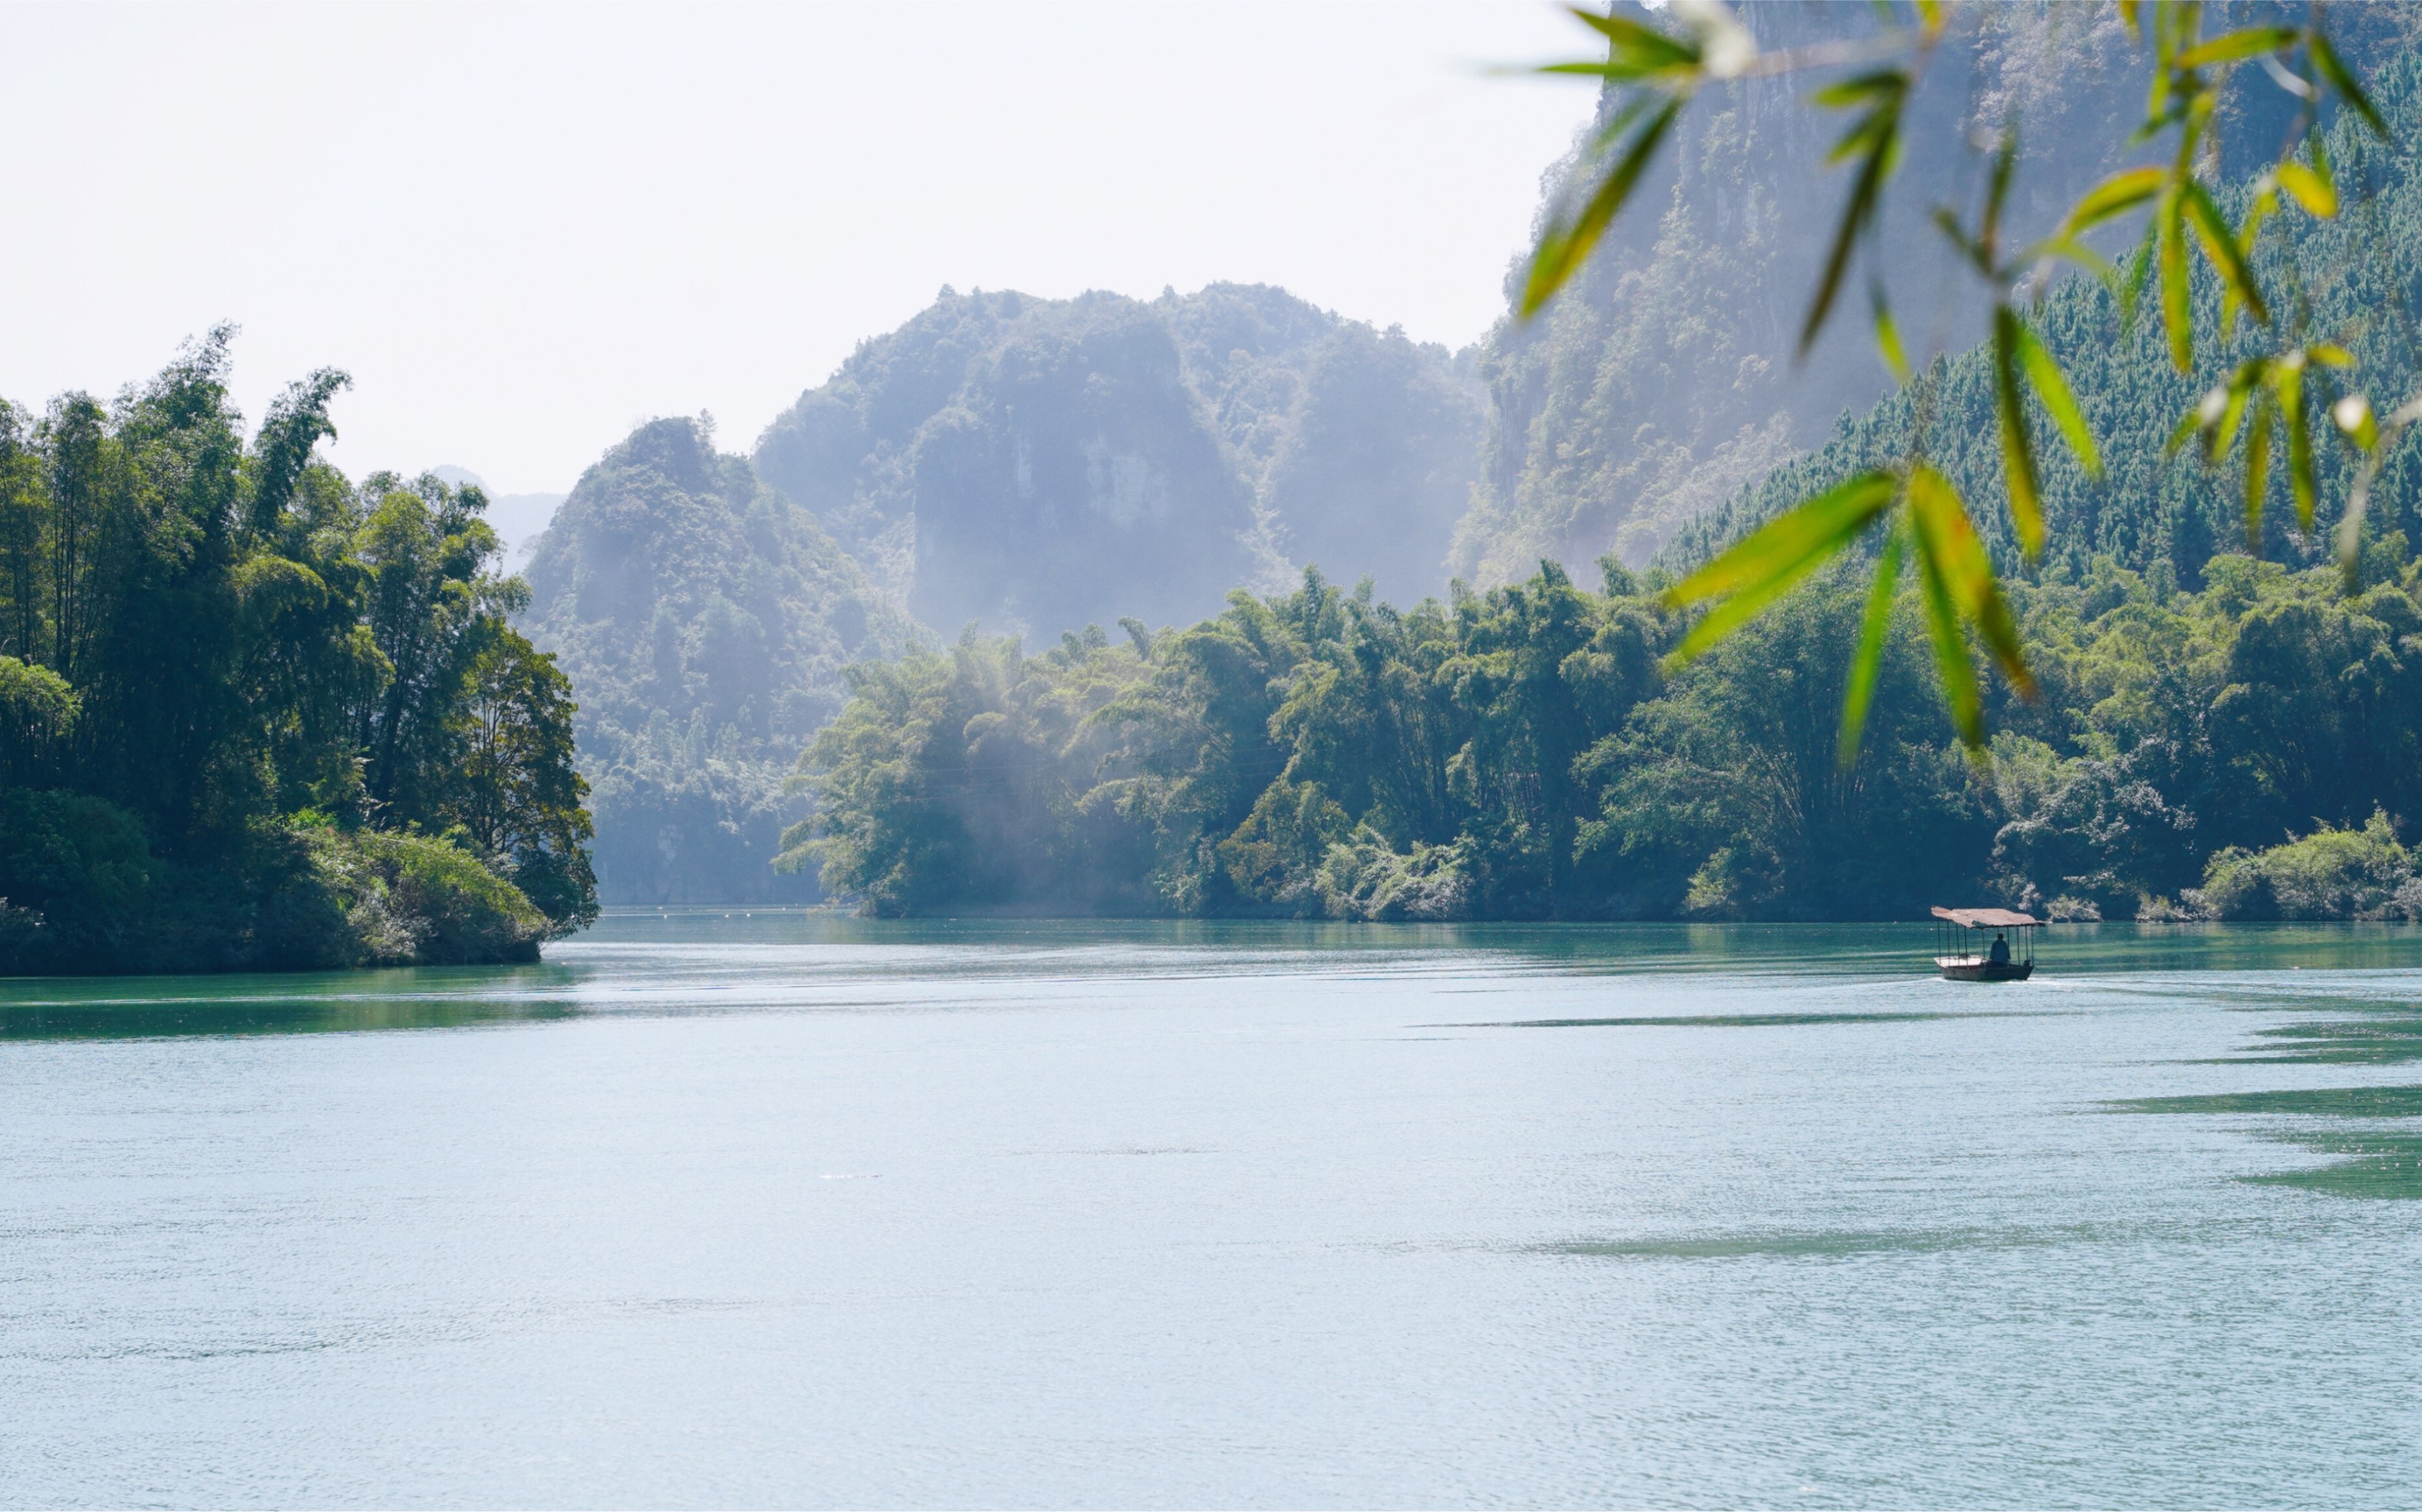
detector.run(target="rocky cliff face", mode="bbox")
[753,283,1482,635]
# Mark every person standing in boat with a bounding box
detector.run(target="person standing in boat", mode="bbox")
[1989,931,2010,966]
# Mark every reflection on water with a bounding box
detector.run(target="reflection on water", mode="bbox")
[1466,1010,2037,1029]
[2240,1005,2422,1064]
[1539,1225,2097,1260]
[2111,1084,2422,1118]
[0,964,579,1039]
[9,912,2422,1507]
[2246,1128,2422,1197]
[2105,979,2422,1196]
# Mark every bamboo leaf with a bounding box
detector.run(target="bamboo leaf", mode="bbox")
[1837,522,1906,767]
[2165,409,2200,457]
[2013,318,2103,480]
[2309,30,2387,137]
[1802,88,1902,357]
[2333,397,2422,585]
[1567,7,1702,68]
[2195,363,2261,463]
[1907,466,2034,700]
[2160,196,2193,371]
[2275,160,2338,217]
[2058,166,2166,237]
[1521,100,1682,319]
[1910,519,1985,749]
[1533,61,1662,80]
[1992,306,2047,560]
[2117,0,2141,41]
[1981,130,2018,262]
[1933,207,1989,274]
[2238,186,2276,272]
[2175,25,2302,69]
[2023,236,2118,285]
[1871,283,1913,384]
[2278,359,2316,532]
[1664,470,1900,661]
[2183,183,2272,325]
[2243,400,2272,551]
[1813,69,1905,110]
[2120,238,2155,328]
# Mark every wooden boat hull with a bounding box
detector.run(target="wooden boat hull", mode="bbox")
[1937,958,2034,982]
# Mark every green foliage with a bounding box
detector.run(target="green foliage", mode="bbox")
[0,654,77,786]
[0,786,157,924]
[0,336,595,973]
[444,631,598,934]
[2201,810,2420,921]
[797,545,2422,923]
[0,791,550,974]
[313,828,549,965]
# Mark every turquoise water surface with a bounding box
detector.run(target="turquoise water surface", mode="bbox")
[5,916,2422,1507]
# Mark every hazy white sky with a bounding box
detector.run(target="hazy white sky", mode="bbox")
[0,2,1597,496]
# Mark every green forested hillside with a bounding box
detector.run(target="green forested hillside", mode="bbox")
[520,417,917,903]
[1457,0,2410,580]
[751,283,1481,631]
[1669,41,2422,592]
[0,334,595,973]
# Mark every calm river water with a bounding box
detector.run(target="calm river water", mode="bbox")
[6,915,2422,1507]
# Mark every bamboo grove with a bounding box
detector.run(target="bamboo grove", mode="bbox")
[0,332,596,971]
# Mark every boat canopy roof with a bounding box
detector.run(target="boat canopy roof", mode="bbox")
[1932,906,2039,928]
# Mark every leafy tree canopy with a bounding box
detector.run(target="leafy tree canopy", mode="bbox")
[0,333,595,973]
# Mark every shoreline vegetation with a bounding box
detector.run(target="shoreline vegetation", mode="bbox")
[0,335,596,977]
[783,550,2422,926]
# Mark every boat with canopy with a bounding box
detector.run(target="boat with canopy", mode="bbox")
[1930,906,2039,981]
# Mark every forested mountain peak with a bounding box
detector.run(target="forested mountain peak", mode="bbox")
[750,282,1484,633]
[522,415,915,903]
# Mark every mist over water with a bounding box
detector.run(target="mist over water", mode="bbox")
[6,916,2422,1507]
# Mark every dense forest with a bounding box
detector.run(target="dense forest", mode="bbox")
[783,549,2422,923]
[0,333,596,973]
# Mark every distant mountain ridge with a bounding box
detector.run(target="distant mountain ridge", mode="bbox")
[526,283,1485,901]
[752,282,1485,633]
